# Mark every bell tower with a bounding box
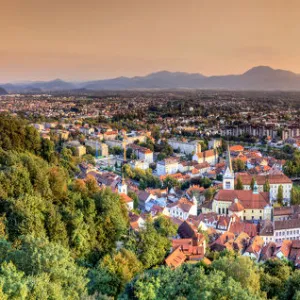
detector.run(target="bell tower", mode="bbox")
[118,175,128,195]
[223,145,235,190]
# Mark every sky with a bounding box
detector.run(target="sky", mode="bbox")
[1,0,300,82]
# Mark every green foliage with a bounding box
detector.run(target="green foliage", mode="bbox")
[123,165,161,189]
[232,159,246,172]
[0,115,41,153]
[204,187,215,201]
[153,215,178,237]
[291,185,300,205]
[264,178,270,193]
[277,185,284,205]
[211,253,261,295]
[261,259,292,299]
[127,222,171,269]
[162,176,180,190]
[121,263,263,300]
[88,249,143,297]
[128,191,139,209]
[284,150,300,177]
[235,176,244,190]
[283,270,300,300]
[250,177,255,191]
[0,236,88,299]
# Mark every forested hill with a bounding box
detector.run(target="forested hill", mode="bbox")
[0,115,299,299]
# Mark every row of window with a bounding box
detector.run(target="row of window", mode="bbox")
[275,236,300,243]
[275,229,300,236]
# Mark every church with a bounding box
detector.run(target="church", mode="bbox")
[205,146,272,221]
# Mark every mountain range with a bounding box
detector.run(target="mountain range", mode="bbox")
[2,66,300,92]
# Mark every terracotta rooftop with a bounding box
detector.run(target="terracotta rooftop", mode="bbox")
[215,189,269,209]
[165,247,186,268]
[235,173,292,185]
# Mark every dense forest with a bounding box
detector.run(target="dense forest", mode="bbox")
[0,115,300,299]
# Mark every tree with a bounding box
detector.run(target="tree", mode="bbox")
[250,177,255,191]
[263,178,270,193]
[40,138,55,162]
[291,186,300,205]
[200,177,212,188]
[232,159,246,172]
[89,249,143,297]
[277,184,283,205]
[261,259,292,299]
[153,215,177,238]
[0,236,89,299]
[82,154,96,165]
[211,254,261,296]
[134,222,170,269]
[235,176,244,190]
[204,187,214,201]
[283,270,300,300]
[121,263,261,300]
[128,191,139,209]
[93,188,129,255]
[162,176,180,190]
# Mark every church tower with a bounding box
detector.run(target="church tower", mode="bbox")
[223,145,235,190]
[118,175,128,195]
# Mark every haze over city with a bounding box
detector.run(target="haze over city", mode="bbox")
[1,0,300,81]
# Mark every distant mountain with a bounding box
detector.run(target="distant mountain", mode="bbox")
[0,87,8,95]
[82,71,206,90]
[4,66,300,91]
[29,79,76,91]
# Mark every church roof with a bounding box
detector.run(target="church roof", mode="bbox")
[215,190,269,209]
[228,201,244,212]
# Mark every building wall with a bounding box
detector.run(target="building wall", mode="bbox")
[139,152,153,163]
[168,207,189,220]
[274,228,300,243]
[213,200,269,221]
[75,145,86,157]
[168,140,201,155]
[157,162,178,176]
[243,183,292,201]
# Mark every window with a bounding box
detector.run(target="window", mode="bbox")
[218,208,221,214]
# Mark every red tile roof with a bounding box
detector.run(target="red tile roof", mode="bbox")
[165,247,186,268]
[215,190,269,209]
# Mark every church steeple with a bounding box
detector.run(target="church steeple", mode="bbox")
[223,145,235,190]
[226,144,233,173]
[118,173,128,195]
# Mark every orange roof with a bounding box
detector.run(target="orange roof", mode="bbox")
[228,201,244,212]
[167,198,194,213]
[278,240,292,258]
[229,145,244,152]
[160,173,183,181]
[215,190,269,209]
[120,193,133,203]
[165,247,186,268]
[235,173,292,185]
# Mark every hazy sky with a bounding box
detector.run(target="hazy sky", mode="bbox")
[1,0,300,81]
